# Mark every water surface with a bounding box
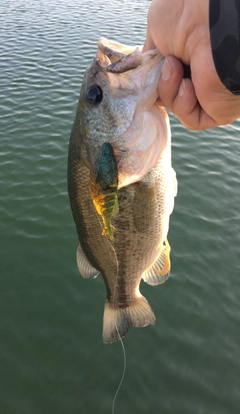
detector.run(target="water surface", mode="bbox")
[1,1,240,413]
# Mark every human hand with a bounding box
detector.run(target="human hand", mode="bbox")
[143,0,240,130]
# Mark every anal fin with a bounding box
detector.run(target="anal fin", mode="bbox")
[76,243,100,279]
[142,238,171,286]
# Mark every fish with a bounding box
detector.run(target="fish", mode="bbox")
[67,37,177,343]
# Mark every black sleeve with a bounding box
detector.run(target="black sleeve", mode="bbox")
[209,0,240,94]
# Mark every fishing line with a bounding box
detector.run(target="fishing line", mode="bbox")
[104,228,127,414]
[94,209,127,414]
[111,326,126,414]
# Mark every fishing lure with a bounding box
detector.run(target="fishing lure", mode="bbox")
[90,142,119,240]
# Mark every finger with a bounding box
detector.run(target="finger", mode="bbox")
[158,56,218,130]
[142,29,156,52]
[157,56,184,108]
[171,78,218,130]
[142,37,156,53]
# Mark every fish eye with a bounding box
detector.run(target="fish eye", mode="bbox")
[86,85,103,105]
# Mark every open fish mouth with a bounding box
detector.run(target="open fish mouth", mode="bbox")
[97,37,143,72]
[96,36,160,74]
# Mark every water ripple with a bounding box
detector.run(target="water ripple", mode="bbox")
[1,1,240,413]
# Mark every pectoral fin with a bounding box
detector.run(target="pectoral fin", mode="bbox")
[76,243,100,279]
[142,239,171,285]
[133,183,157,233]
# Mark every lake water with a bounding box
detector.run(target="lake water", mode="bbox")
[1,1,240,413]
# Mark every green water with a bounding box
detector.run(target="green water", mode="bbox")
[1,1,240,413]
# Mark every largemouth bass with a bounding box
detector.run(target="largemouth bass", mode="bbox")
[68,37,177,343]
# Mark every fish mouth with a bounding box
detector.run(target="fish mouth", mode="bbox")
[98,37,140,62]
[96,36,159,74]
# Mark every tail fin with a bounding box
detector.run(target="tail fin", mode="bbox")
[102,296,156,343]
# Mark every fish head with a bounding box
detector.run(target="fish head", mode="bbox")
[77,37,169,187]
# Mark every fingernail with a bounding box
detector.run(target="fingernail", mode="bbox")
[162,58,172,81]
[178,79,185,97]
